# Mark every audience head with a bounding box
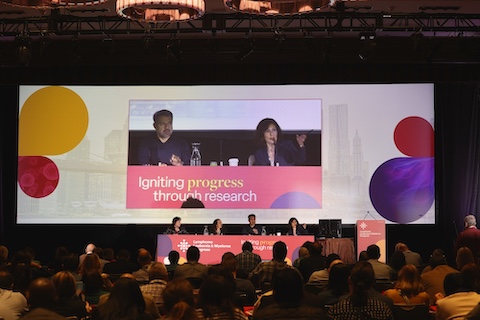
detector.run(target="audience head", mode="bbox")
[82,271,104,294]
[85,243,96,254]
[62,253,79,272]
[116,249,131,262]
[148,262,168,281]
[27,277,57,310]
[309,241,324,256]
[325,253,341,269]
[394,264,425,296]
[429,248,447,269]
[366,244,381,260]
[54,246,69,260]
[302,241,314,253]
[272,267,304,306]
[103,248,114,261]
[394,242,409,252]
[465,214,477,228]
[272,241,288,262]
[137,248,152,266]
[162,278,197,320]
[221,256,238,274]
[93,247,105,260]
[443,272,464,296]
[198,274,236,318]
[328,263,351,295]
[0,245,9,263]
[460,262,480,292]
[186,246,200,262]
[456,246,475,270]
[79,253,102,275]
[349,261,375,306]
[242,241,253,252]
[298,247,310,260]
[0,270,14,290]
[389,250,407,271]
[96,277,146,319]
[168,250,180,265]
[51,270,77,299]
[358,250,369,262]
[181,197,205,208]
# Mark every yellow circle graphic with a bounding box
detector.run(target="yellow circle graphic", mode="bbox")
[19,86,89,156]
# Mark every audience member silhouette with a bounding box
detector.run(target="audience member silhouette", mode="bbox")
[394,242,423,268]
[317,262,351,306]
[235,241,261,275]
[327,261,394,320]
[249,241,291,290]
[221,255,257,306]
[435,265,480,320]
[103,249,138,276]
[97,273,160,319]
[253,267,326,319]
[196,274,248,320]
[132,248,154,283]
[388,250,406,281]
[91,277,154,320]
[162,278,198,320]
[456,246,476,271]
[367,244,393,280]
[420,248,459,305]
[298,241,326,283]
[19,277,67,320]
[174,246,208,282]
[140,262,168,311]
[166,250,180,280]
[382,264,430,305]
[0,269,28,320]
[308,253,341,283]
[51,270,90,319]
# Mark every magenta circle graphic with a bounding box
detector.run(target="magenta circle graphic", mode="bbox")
[18,156,59,198]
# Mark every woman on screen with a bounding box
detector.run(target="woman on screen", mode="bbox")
[164,217,189,235]
[287,217,308,236]
[253,118,307,166]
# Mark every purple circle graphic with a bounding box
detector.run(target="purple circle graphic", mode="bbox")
[156,237,174,257]
[270,192,321,209]
[369,157,434,224]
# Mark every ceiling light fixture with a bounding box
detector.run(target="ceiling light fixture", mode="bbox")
[1,0,106,8]
[224,0,330,15]
[116,0,205,22]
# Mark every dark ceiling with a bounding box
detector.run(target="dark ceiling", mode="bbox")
[0,0,479,69]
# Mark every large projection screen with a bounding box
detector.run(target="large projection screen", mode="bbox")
[16,84,435,225]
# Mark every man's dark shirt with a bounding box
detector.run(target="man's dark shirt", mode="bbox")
[137,134,190,165]
[242,224,259,235]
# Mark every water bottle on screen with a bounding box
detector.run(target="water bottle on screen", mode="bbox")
[190,142,202,166]
[203,225,209,235]
[261,226,267,236]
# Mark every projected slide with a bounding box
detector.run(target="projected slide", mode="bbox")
[16,84,434,225]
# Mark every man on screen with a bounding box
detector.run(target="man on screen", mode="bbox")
[138,109,190,166]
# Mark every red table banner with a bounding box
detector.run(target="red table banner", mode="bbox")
[156,234,315,265]
[127,166,322,209]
